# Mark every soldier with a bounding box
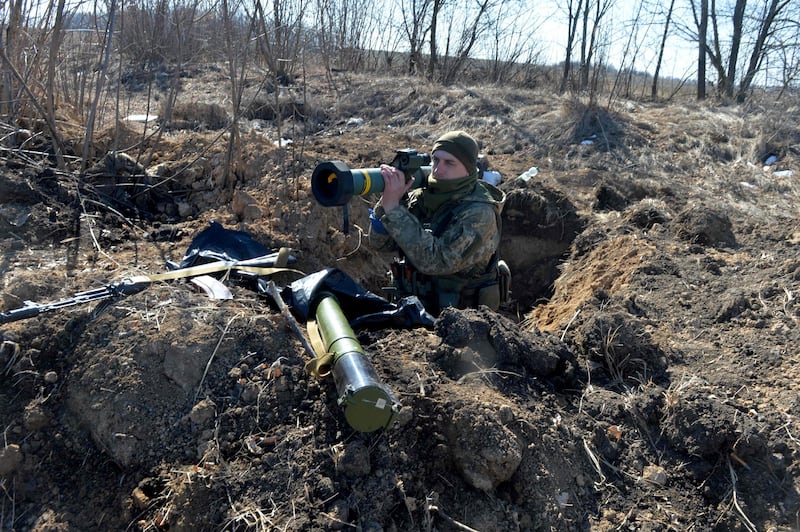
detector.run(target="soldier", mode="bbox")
[370,130,507,315]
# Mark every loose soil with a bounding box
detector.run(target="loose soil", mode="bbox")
[1,68,799,531]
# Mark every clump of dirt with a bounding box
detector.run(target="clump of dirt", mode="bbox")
[572,309,667,382]
[671,202,737,247]
[1,69,799,531]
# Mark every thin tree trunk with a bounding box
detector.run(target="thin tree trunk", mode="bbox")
[222,0,242,189]
[579,0,590,89]
[47,0,67,169]
[697,0,707,99]
[708,0,728,92]
[724,0,746,98]
[652,0,676,99]
[82,0,117,173]
[1,0,24,119]
[427,0,441,80]
[560,0,583,93]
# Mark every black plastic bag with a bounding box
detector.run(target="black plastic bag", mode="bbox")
[259,268,435,329]
[178,221,276,267]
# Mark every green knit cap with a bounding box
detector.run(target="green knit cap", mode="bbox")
[432,130,479,175]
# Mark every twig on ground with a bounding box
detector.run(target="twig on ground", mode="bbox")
[458,361,523,384]
[601,324,626,387]
[195,312,241,401]
[265,281,318,362]
[1,340,21,376]
[0,478,16,531]
[727,458,758,532]
[427,504,481,532]
[729,452,750,471]
[319,512,357,529]
[79,212,121,269]
[783,288,797,324]
[582,438,608,487]
[781,422,800,448]
[283,498,297,532]
[224,505,277,531]
[80,197,148,237]
[395,479,416,527]
[561,308,581,342]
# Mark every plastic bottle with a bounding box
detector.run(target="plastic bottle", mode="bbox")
[517,167,539,182]
[482,170,502,185]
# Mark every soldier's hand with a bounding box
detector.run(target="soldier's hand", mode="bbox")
[379,164,413,211]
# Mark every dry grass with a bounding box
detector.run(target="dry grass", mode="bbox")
[0,477,16,530]
[0,341,21,376]
[166,101,229,131]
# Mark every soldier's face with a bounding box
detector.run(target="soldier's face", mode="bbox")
[431,150,469,180]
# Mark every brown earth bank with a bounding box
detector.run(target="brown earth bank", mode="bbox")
[1,67,800,531]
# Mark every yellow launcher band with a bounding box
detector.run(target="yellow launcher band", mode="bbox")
[359,169,372,195]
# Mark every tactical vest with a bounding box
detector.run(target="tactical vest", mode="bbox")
[390,181,510,315]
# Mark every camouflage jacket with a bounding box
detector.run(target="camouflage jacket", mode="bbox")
[372,180,505,280]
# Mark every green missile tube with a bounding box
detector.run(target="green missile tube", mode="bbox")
[311,149,431,207]
[314,292,401,432]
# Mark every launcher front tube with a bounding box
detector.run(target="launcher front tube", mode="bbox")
[314,292,401,432]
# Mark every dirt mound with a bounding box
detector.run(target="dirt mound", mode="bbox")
[1,72,800,531]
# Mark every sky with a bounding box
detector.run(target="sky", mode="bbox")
[531,0,700,80]
[526,0,798,87]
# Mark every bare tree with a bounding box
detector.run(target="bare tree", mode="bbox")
[689,0,793,102]
[559,0,584,93]
[314,0,338,80]
[1,0,73,124]
[651,0,676,99]
[558,0,612,93]
[220,0,252,188]
[427,0,441,79]
[432,0,494,84]
[735,0,793,101]
[692,0,708,99]
[714,0,746,98]
[1,0,25,120]
[578,0,614,90]
[485,0,541,84]
[399,0,433,75]
[47,0,69,167]
[775,24,800,97]
[81,0,117,172]
[608,0,646,100]
[314,0,377,75]
[141,0,205,169]
[250,0,306,83]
